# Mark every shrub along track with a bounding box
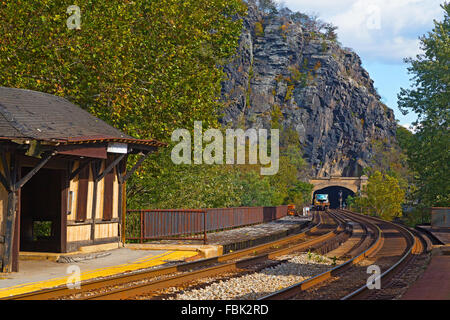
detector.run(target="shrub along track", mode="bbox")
[258,209,430,300]
[5,210,347,300]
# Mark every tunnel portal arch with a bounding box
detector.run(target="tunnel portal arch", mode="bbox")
[312,186,355,209]
[309,176,368,209]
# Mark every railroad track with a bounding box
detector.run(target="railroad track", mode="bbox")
[5,210,347,300]
[259,209,428,300]
[84,210,347,300]
[341,209,428,300]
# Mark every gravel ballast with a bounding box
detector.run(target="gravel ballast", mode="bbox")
[167,253,337,300]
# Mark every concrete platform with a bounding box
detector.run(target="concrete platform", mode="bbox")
[19,242,123,262]
[417,225,450,244]
[126,244,222,259]
[0,248,197,298]
[401,248,450,300]
[208,216,311,253]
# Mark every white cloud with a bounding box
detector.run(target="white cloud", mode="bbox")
[277,0,444,63]
[400,123,418,133]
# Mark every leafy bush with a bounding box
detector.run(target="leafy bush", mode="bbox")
[348,171,405,221]
[255,21,264,36]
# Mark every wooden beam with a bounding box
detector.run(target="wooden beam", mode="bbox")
[58,144,107,159]
[14,153,54,191]
[95,154,126,183]
[117,179,123,244]
[2,151,17,273]
[69,160,91,180]
[76,163,90,222]
[1,151,11,187]
[90,161,102,243]
[115,157,127,246]
[60,170,69,253]
[0,151,11,192]
[0,171,9,192]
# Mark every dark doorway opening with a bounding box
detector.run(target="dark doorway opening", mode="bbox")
[313,186,355,209]
[20,168,64,252]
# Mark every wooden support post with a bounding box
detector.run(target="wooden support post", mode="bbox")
[117,178,123,245]
[2,152,16,273]
[60,169,69,253]
[3,191,17,273]
[116,151,152,245]
[2,152,56,272]
[140,210,144,244]
[120,181,126,245]
[117,175,125,245]
[90,160,101,244]
[203,211,207,245]
[115,156,127,246]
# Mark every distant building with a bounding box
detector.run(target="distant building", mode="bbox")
[430,208,450,228]
[0,87,166,272]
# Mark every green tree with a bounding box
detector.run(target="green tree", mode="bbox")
[0,1,317,211]
[396,125,415,152]
[287,181,313,207]
[366,133,415,204]
[397,2,450,207]
[349,171,405,221]
[238,170,278,207]
[367,137,410,183]
[0,0,246,141]
[0,0,250,210]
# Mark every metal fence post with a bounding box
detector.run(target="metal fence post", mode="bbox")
[140,210,144,244]
[203,210,207,244]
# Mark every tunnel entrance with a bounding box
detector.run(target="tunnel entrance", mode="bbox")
[312,186,355,209]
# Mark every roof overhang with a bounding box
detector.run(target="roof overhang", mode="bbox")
[58,143,108,159]
[0,135,166,158]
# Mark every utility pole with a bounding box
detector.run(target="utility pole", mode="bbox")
[339,190,343,209]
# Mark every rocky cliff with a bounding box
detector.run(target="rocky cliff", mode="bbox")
[220,2,397,177]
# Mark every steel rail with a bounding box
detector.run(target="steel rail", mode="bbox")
[4,211,336,300]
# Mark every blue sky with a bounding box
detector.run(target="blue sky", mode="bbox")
[275,0,446,127]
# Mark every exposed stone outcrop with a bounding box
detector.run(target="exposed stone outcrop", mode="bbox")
[220,2,397,177]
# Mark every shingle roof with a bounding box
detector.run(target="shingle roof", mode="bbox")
[0,87,165,147]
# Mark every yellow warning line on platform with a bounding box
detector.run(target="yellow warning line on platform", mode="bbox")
[0,250,197,298]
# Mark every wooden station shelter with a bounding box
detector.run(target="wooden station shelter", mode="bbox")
[0,87,165,272]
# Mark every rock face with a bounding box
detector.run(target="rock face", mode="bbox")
[220,2,397,177]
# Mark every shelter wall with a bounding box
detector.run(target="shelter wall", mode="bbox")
[66,159,121,252]
[0,152,9,261]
